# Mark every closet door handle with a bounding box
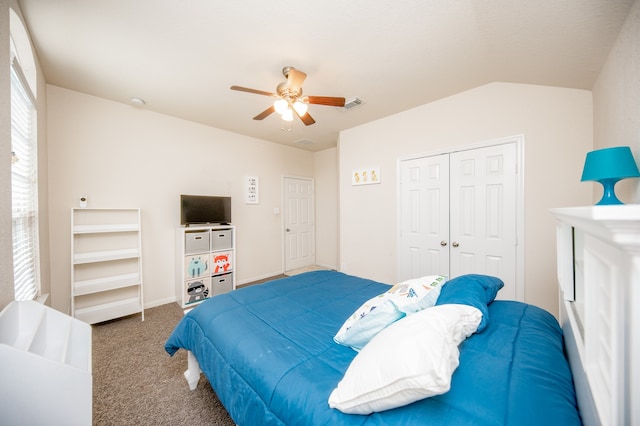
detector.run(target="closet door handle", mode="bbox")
[440,240,448,246]
[452,241,459,248]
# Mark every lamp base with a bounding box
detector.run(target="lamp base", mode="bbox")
[596,178,624,205]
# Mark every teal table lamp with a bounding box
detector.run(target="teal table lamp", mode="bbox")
[581,146,640,205]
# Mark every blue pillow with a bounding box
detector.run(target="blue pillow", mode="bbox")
[435,274,504,332]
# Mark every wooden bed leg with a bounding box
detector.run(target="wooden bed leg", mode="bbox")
[184,350,202,390]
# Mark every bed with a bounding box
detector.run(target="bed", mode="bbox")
[165,271,580,425]
[166,206,639,425]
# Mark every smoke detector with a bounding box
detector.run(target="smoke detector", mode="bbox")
[130,97,146,107]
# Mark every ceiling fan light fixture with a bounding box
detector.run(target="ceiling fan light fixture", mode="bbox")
[281,108,294,122]
[274,98,289,115]
[293,100,308,116]
[231,66,345,127]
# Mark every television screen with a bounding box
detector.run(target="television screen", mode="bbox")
[180,195,231,225]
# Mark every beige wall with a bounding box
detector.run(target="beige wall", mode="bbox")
[338,82,593,317]
[3,1,638,319]
[46,85,318,313]
[593,0,640,204]
[314,147,338,270]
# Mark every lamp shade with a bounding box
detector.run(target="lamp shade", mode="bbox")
[581,146,640,182]
[580,146,640,205]
[274,99,289,115]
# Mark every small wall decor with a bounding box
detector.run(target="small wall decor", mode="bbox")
[245,176,259,204]
[351,167,381,186]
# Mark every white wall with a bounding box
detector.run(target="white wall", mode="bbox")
[338,82,593,317]
[314,147,338,270]
[46,85,317,313]
[593,0,640,204]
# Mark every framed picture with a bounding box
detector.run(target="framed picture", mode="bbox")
[245,176,259,204]
[351,167,381,185]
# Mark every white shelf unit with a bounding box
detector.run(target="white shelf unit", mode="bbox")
[176,225,236,309]
[71,208,144,324]
[0,300,92,425]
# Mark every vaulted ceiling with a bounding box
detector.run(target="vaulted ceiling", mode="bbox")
[17,0,634,151]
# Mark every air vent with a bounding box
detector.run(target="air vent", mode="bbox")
[295,138,313,145]
[343,97,365,110]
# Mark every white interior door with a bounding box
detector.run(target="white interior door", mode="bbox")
[283,177,315,272]
[449,143,517,300]
[399,154,450,281]
[399,141,519,300]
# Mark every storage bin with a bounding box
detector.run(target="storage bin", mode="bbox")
[184,254,209,279]
[185,230,210,254]
[211,250,233,274]
[211,272,234,296]
[184,277,211,305]
[211,229,233,251]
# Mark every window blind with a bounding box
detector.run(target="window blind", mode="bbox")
[11,58,39,301]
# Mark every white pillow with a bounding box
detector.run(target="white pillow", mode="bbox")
[334,275,446,351]
[328,304,482,415]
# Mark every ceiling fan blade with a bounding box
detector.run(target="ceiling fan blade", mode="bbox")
[230,86,275,97]
[296,110,316,126]
[287,68,307,91]
[306,96,346,107]
[253,105,275,120]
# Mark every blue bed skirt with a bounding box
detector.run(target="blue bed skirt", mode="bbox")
[166,270,581,425]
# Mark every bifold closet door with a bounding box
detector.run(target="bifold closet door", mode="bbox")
[449,144,517,300]
[399,154,450,281]
[399,143,517,299]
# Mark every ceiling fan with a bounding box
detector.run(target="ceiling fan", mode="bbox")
[230,66,346,126]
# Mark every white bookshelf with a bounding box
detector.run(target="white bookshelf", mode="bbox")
[71,208,144,324]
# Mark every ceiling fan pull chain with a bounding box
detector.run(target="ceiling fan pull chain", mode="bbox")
[281,119,292,132]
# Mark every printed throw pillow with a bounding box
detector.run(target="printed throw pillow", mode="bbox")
[334,275,446,351]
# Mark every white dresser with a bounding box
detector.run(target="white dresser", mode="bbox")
[551,205,640,426]
[0,300,92,425]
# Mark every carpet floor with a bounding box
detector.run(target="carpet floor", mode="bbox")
[92,275,285,425]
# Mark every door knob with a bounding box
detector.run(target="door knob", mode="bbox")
[452,241,459,248]
[285,228,290,232]
[440,240,448,246]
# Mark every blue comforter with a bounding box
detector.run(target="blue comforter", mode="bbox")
[166,271,581,425]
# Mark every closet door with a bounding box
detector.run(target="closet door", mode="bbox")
[449,143,517,299]
[399,154,449,281]
[399,142,518,300]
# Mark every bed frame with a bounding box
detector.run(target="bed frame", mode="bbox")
[179,205,638,425]
[551,205,639,426]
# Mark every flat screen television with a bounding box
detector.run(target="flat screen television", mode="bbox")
[180,195,231,225]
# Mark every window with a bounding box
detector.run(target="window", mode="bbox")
[10,40,39,301]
